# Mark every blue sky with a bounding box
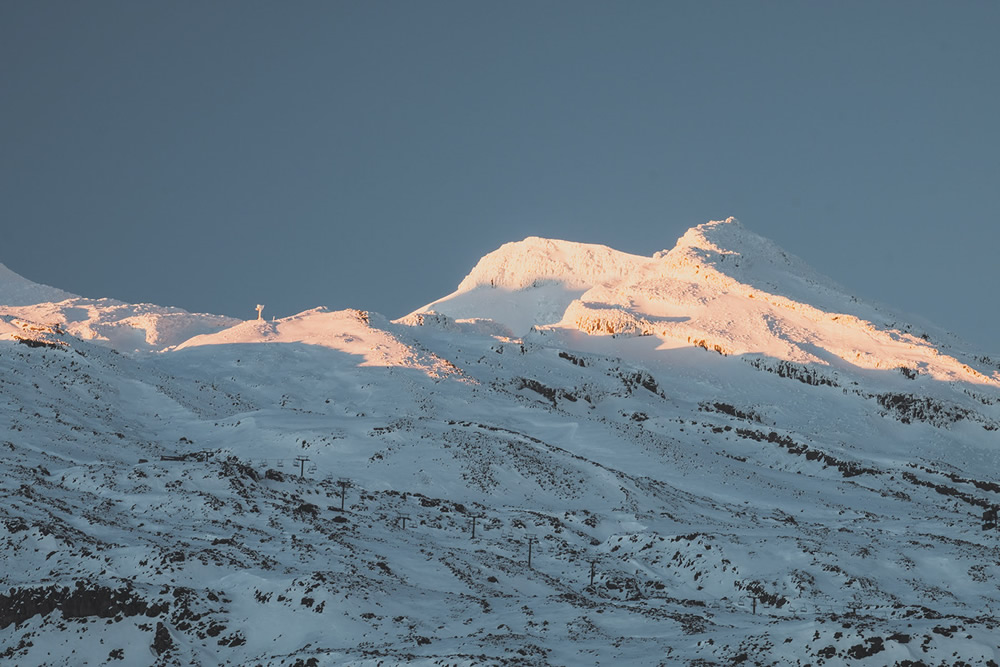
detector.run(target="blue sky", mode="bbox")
[2,2,998,349]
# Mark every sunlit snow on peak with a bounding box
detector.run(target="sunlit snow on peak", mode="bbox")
[407,220,1000,387]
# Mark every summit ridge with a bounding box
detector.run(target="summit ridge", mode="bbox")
[410,220,990,387]
[456,236,647,292]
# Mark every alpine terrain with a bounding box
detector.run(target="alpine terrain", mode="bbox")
[2,218,999,666]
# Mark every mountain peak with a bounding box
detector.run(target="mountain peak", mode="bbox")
[412,219,821,336]
[667,216,800,270]
[672,216,746,253]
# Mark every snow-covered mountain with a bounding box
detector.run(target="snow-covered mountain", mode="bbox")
[3,219,999,666]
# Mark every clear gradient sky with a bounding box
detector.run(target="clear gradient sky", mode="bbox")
[2,2,998,349]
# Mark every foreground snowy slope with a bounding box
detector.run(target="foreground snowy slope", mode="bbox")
[2,220,999,666]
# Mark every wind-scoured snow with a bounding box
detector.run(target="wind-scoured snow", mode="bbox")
[2,220,1000,666]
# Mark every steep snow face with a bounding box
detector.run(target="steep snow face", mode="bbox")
[655,217,887,326]
[0,262,77,306]
[663,217,831,289]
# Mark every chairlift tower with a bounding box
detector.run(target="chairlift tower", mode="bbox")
[525,534,538,568]
[469,514,485,539]
[336,478,351,511]
[294,456,310,480]
[255,304,265,321]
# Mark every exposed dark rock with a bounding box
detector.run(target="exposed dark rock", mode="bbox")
[0,581,168,629]
[152,621,174,655]
[746,358,838,387]
[847,636,885,659]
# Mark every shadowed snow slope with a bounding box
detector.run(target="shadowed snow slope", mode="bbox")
[0,262,77,305]
[3,220,1000,666]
